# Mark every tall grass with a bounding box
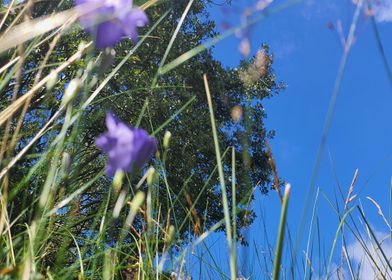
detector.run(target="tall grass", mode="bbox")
[0,0,391,279]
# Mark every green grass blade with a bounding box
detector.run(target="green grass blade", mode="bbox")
[203,74,235,279]
[273,184,291,280]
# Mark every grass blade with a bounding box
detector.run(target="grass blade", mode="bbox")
[273,184,291,280]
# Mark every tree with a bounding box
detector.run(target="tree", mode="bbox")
[0,0,284,276]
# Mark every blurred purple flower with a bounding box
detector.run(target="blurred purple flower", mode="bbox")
[75,0,148,48]
[96,113,157,176]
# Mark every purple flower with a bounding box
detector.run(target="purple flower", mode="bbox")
[96,113,157,176]
[75,0,148,48]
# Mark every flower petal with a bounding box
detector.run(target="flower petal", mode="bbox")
[122,8,148,41]
[95,134,117,151]
[96,113,156,176]
[76,0,148,47]
[131,129,157,168]
[95,20,125,48]
[105,112,121,132]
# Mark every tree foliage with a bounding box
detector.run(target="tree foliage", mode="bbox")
[0,0,284,275]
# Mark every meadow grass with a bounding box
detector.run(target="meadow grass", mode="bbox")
[0,0,391,279]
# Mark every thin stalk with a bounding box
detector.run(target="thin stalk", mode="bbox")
[326,206,356,277]
[358,206,392,273]
[152,0,195,87]
[231,147,237,276]
[273,184,291,280]
[203,74,235,280]
[303,187,319,280]
[293,0,364,272]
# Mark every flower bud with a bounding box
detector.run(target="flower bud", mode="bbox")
[163,131,172,149]
[46,71,58,91]
[113,190,126,218]
[62,79,80,106]
[61,152,71,178]
[146,167,155,186]
[77,42,87,60]
[86,60,95,72]
[167,225,175,244]
[103,250,116,280]
[231,105,243,122]
[125,191,145,226]
[112,170,124,192]
[89,76,98,88]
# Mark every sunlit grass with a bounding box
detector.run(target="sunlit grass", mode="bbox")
[0,0,391,279]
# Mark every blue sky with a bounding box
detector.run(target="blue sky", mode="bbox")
[186,0,392,278]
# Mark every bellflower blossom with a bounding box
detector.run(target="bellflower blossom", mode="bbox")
[96,113,157,176]
[75,0,148,48]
